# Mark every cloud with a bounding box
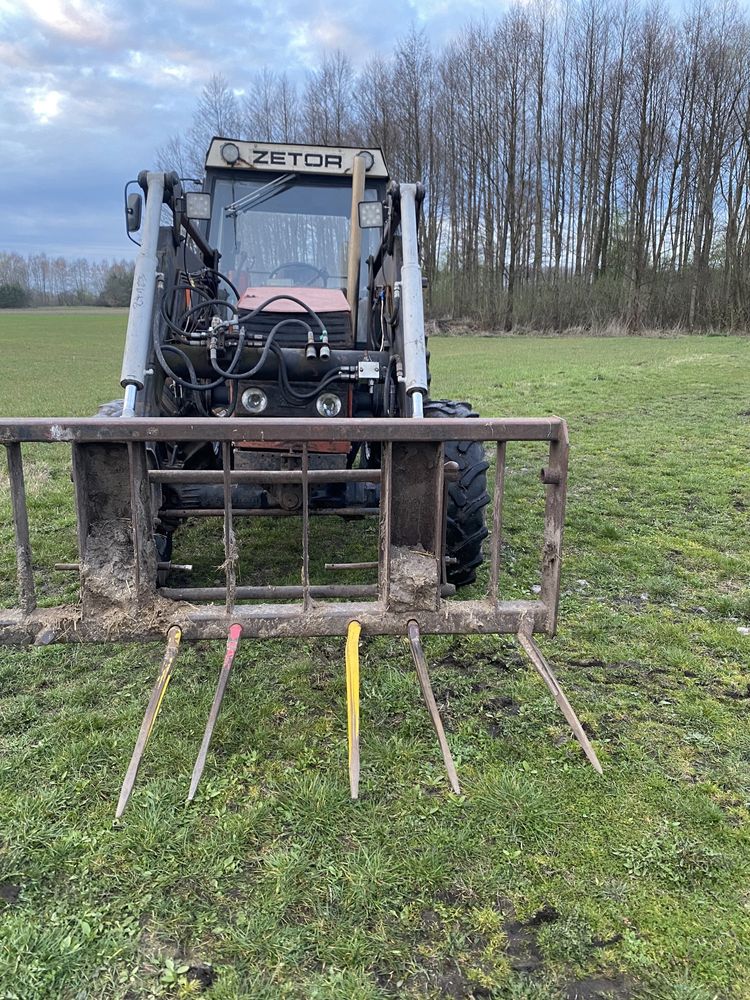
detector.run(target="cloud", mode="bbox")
[17,0,121,46]
[29,87,64,124]
[0,0,506,258]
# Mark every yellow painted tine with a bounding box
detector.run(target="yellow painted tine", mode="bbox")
[345,620,361,799]
[115,625,182,819]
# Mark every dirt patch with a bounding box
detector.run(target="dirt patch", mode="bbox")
[81,521,143,607]
[0,883,20,905]
[525,904,560,927]
[486,695,522,736]
[502,903,559,974]
[403,959,492,999]
[564,974,631,999]
[590,933,624,948]
[421,907,442,931]
[720,684,750,700]
[576,660,675,692]
[186,965,217,990]
[564,657,606,669]
[388,546,440,610]
[435,886,467,906]
[498,902,632,997]
[485,695,520,715]
[435,649,520,674]
[505,922,545,973]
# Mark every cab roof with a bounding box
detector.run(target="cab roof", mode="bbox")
[205,137,389,179]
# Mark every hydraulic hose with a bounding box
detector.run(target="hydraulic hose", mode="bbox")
[209,319,314,381]
[270,342,346,405]
[155,279,342,406]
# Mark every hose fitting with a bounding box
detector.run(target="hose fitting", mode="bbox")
[305,329,316,360]
[319,329,330,360]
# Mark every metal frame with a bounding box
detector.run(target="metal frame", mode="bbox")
[0,416,568,645]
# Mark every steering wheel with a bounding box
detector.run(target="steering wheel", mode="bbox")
[268,262,329,287]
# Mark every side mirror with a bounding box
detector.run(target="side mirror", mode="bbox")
[126,193,142,233]
[185,192,212,220]
[358,200,384,229]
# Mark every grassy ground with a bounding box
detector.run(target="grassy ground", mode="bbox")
[0,311,749,999]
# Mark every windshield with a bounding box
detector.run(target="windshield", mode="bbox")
[209,176,381,294]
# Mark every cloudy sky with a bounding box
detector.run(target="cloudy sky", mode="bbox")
[0,0,495,262]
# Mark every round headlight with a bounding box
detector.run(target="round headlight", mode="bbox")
[316,392,342,417]
[221,142,240,164]
[241,387,268,414]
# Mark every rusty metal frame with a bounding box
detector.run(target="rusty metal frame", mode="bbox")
[0,416,568,645]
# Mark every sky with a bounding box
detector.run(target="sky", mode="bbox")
[0,0,498,262]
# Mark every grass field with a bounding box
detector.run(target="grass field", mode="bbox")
[0,311,749,1000]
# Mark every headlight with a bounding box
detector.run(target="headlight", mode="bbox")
[316,392,342,417]
[221,142,240,164]
[241,387,268,414]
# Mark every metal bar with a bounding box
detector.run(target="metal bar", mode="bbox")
[378,442,392,605]
[120,171,167,410]
[516,627,602,774]
[222,442,236,614]
[345,620,361,799]
[158,584,380,600]
[5,443,36,614]
[346,152,367,324]
[539,425,569,634]
[148,468,382,484]
[489,441,507,604]
[70,444,90,568]
[399,183,429,402]
[127,442,141,594]
[406,621,460,794]
[0,599,547,644]
[440,462,456,587]
[187,623,242,802]
[388,441,442,611]
[325,561,378,571]
[159,507,379,519]
[115,625,182,819]
[0,416,567,445]
[301,444,310,611]
[433,442,445,575]
[54,561,191,572]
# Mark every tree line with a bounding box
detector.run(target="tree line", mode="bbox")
[161,0,750,332]
[0,253,134,308]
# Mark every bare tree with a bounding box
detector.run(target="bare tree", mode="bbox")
[118,1,750,330]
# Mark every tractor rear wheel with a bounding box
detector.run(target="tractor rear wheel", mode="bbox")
[425,399,490,588]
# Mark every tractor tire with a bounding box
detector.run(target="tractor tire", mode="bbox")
[425,399,490,588]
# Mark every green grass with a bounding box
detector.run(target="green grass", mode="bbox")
[0,311,749,999]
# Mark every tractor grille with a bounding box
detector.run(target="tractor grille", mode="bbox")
[239,309,353,348]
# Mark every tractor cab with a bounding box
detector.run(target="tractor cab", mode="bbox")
[200,139,389,345]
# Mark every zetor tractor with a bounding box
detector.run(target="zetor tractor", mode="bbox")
[116,139,490,588]
[0,139,600,813]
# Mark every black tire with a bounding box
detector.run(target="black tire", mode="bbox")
[425,399,490,588]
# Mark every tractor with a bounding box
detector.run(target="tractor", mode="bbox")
[116,139,490,589]
[0,139,600,813]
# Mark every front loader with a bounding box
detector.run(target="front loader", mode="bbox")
[0,139,601,813]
